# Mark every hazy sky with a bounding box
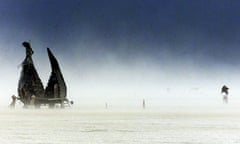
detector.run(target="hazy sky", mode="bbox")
[1,0,240,108]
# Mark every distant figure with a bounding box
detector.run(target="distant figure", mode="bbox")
[142,99,145,109]
[221,85,229,103]
[30,95,36,106]
[105,102,108,109]
[9,95,17,108]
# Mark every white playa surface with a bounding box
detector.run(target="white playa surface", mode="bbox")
[0,106,240,144]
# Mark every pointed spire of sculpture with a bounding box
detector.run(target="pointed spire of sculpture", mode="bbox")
[45,48,67,100]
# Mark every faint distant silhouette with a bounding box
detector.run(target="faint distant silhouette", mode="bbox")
[105,102,108,109]
[221,85,229,103]
[9,95,17,108]
[142,99,145,109]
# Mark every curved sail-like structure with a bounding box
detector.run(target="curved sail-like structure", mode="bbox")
[18,42,45,106]
[44,48,67,107]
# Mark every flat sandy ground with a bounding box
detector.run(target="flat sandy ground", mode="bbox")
[0,106,239,144]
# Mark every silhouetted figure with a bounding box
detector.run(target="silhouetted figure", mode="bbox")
[142,99,145,109]
[221,85,229,103]
[22,41,34,56]
[9,95,17,108]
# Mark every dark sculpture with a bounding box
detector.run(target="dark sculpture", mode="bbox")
[17,42,69,108]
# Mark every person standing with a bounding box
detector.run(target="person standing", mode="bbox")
[221,85,229,103]
[143,99,146,109]
[9,95,17,108]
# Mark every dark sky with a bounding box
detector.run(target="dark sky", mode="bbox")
[1,0,240,62]
[1,0,240,72]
